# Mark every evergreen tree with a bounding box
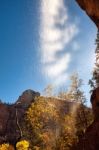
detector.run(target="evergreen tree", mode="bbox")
[89,29,99,89]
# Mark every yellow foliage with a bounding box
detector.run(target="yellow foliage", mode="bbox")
[33,146,40,150]
[26,97,59,131]
[16,140,29,150]
[0,144,14,150]
[26,96,60,149]
[25,96,79,149]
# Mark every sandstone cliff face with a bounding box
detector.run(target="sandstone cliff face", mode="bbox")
[73,2,99,148]
[77,121,99,150]
[77,87,99,150]
[0,90,77,146]
[76,0,99,28]
[16,89,40,106]
[0,90,40,145]
[0,104,9,135]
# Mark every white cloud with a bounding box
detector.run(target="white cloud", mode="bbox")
[40,0,79,86]
[54,73,69,86]
[46,54,71,78]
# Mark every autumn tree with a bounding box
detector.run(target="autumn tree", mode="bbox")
[24,95,80,150]
[58,73,93,138]
[69,73,93,138]
[25,96,60,149]
[43,84,54,97]
[21,74,93,150]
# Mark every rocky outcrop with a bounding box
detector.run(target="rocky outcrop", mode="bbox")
[77,120,99,150]
[16,89,40,107]
[0,90,77,146]
[0,89,40,145]
[77,87,99,150]
[76,0,99,28]
[74,1,99,149]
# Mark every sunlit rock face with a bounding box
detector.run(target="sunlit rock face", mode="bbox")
[76,0,99,28]
[16,89,40,107]
[0,89,40,145]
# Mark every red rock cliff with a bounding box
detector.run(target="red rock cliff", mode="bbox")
[76,0,99,28]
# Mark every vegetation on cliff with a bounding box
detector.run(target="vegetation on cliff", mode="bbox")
[0,74,93,150]
[21,74,93,150]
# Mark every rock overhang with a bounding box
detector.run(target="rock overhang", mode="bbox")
[76,0,99,28]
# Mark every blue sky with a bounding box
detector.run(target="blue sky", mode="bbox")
[0,0,97,105]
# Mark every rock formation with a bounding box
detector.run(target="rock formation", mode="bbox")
[0,89,40,145]
[75,1,99,149]
[0,89,77,147]
[77,87,99,150]
[16,89,40,107]
[76,0,99,28]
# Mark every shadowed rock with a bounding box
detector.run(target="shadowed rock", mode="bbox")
[76,0,99,28]
[77,87,99,150]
